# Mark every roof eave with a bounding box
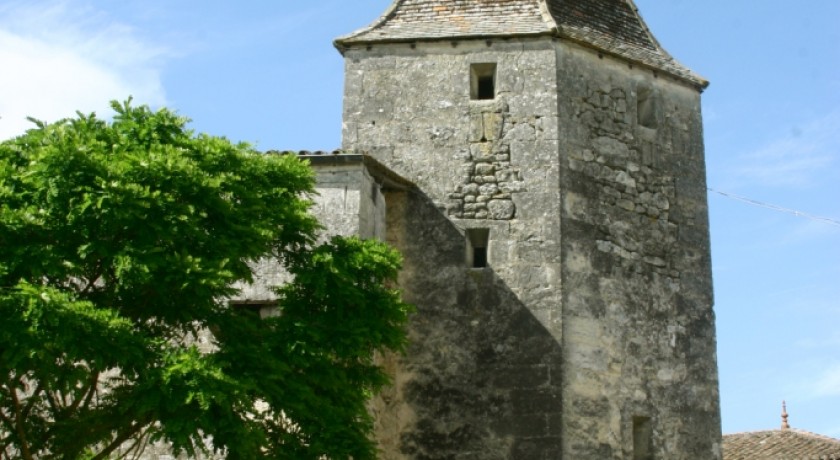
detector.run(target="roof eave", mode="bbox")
[335,31,557,55]
[334,0,405,55]
[297,152,416,191]
[336,32,708,92]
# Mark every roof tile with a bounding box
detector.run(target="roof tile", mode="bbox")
[723,429,840,460]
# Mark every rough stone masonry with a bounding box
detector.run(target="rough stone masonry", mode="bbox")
[334,0,722,459]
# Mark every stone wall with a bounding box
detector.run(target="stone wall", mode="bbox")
[344,39,566,459]
[445,99,524,220]
[232,155,386,303]
[555,42,721,459]
[308,156,387,241]
[343,36,720,459]
[373,190,564,459]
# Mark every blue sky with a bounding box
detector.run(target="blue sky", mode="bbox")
[1,0,838,438]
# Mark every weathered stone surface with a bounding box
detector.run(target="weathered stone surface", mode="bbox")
[232,160,386,303]
[488,200,516,220]
[340,33,719,459]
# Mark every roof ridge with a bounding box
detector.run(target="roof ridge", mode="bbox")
[724,429,783,436]
[623,0,664,52]
[788,428,840,444]
[333,0,406,52]
[536,0,559,34]
[724,428,840,443]
[543,0,707,89]
[724,428,840,460]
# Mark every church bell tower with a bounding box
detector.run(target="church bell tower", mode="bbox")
[336,1,721,458]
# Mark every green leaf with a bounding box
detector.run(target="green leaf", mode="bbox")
[0,98,410,460]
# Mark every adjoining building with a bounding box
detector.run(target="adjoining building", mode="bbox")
[722,403,840,460]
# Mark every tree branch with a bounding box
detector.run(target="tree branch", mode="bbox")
[80,274,102,296]
[90,416,152,460]
[80,259,105,296]
[7,386,34,460]
[0,408,15,428]
[44,389,60,416]
[20,381,44,421]
[68,371,99,415]
[114,423,153,460]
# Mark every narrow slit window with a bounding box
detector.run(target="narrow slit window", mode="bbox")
[466,228,490,268]
[473,247,488,268]
[632,416,653,460]
[637,86,656,129]
[471,63,497,100]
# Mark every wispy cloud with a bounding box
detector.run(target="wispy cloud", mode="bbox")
[0,0,168,140]
[730,110,839,188]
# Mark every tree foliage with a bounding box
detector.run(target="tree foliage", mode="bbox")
[0,100,411,459]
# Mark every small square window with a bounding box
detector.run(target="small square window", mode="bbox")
[471,63,497,100]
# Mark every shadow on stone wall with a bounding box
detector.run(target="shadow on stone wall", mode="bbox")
[376,189,563,460]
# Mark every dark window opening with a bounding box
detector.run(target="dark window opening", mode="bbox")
[237,303,263,318]
[633,416,653,460]
[477,76,494,100]
[466,228,489,268]
[231,302,278,320]
[470,63,496,100]
[637,86,656,129]
[473,247,488,268]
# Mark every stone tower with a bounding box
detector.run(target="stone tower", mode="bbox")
[335,0,721,458]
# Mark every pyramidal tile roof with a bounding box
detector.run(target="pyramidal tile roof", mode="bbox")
[723,429,840,460]
[335,0,707,89]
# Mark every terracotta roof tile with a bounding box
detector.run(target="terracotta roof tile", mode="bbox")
[335,0,707,89]
[723,429,840,460]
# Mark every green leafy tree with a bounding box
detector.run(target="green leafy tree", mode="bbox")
[0,100,411,459]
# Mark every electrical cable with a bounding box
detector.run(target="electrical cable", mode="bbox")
[707,188,840,227]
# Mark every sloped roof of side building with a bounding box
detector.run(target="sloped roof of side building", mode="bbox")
[334,0,708,90]
[723,429,840,460]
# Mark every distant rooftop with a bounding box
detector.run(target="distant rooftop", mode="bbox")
[723,403,840,460]
[335,0,707,89]
[723,429,840,460]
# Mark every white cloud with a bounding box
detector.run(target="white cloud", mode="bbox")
[0,0,168,140]
[732,110,839,187]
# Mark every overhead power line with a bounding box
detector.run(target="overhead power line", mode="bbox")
[707,188,840,227]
